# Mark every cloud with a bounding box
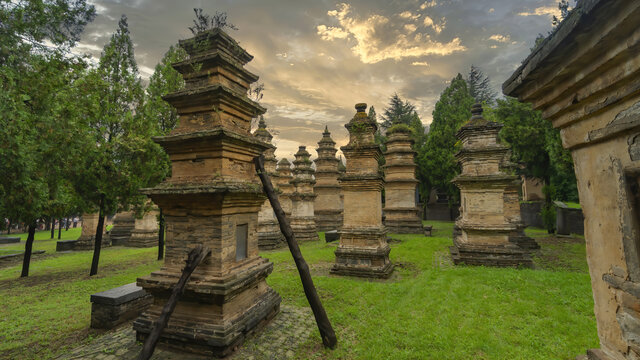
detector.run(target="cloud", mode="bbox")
[412,61,429,67]
[518,6,561,18]
[399,11,421,20]
[404,24,417,33]
[420,1,437,10]
[488,34,510,43]
[488,8,495,13]
[317,3,464,64]
[423,15,445,34]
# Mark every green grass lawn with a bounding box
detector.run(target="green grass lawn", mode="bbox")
[0,221,597,360]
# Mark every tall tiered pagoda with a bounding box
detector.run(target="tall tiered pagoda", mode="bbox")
[314,126,343,231]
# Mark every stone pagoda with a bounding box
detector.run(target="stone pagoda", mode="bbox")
[276,158,294,217]
[449,103,537,267]
[331,103,393,278]
[383,124,423,234]
[134,28,281,356]
[314,126,343,231]
[74,212,110,250]
[290,146,319,242]
[126,207,159,248]
[109,211,135,246]
[253,117,284,250]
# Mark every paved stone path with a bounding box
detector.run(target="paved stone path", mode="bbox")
[58,305,316,360]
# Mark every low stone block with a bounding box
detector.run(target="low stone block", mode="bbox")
[56,240,77,252]
[90,283,152,329]
[325,230,339,242]
[423,225,432,237]
[0,237,19,244]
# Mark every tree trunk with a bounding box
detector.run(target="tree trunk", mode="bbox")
[157,209,164,261]
[90,195,106,276]
[58,218,62,239]
[45,217,51,231]
[50,218,55,239]
[21,223,36,277]
[65,217,70,231]
[7,219,11,235]
[253,155,337,349]
[138,245,210,360]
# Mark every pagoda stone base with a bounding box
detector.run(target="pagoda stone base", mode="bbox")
[134,259,281,357]
[290,216,319,242]
[315,211,342,232]
[449,238,533,268]
[258,220,284,250]
[509,233,540,250]
[74,236,111,250]
[109,226,134,246]
[384,208,423,234]
[331,229,393,278]
[125,230,157,248]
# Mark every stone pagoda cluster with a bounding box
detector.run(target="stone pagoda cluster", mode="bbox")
[253,117,285,250]
[134,28,280,356]
[449,104,538,267]
[331,103,393,278]
[74,212,109,250]
[276,158,294,217]
[313,126,343,231]
[290,146,319,242]
[383,124,423,234]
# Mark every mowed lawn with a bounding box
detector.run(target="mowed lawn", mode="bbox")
[0,221,598,359]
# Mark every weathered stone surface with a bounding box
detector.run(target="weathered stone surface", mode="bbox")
[91,283,153,329]
[449,104,537,267]
[56,240,77,252]
[331,103,393,278]
[383,126,423,234]
[325,230,339,242]
[254,117,285,250]
[74,212,111,250]
[290,146,319,242]
[520,201,544,228]
[555,202,585,236]
[314,126,343,232]
[135,28,280,357]
[0,236,19,244]
[126,208,159,248]
[109,211,135,246]
[503,1,640,356]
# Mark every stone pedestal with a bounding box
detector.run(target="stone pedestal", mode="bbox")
[134,28,280,357]
[276,159,294,218]
[126,209,159,248]
[109,211,135,246]
[253,117,284,250]
[449,104,536,267]
[331,103,393,278]
[314,126,343,231]
[74,212,110,250]
[383,126,423,234]
[290,146,319,242]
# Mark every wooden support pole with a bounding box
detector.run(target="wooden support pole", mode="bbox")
[253,155,337,349]
[137,245,211,360]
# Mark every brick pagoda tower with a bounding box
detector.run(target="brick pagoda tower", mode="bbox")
[383,125,423,234]
[253,117,284,249]
[134,28,281,356]
[449,103,537,267]
[276,158,294,217]
[314,126,343,231]
[109,211,135,245]
[74,212,109,250]
[331,103,393,278]
[290,146,319,242]
[126,207,159,247]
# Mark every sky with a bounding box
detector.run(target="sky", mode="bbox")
[77,0,562,160]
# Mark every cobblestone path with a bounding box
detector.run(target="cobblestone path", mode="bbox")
[58,305,316,360]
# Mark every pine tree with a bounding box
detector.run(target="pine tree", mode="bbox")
[467,65,496,104]
[380,93,417,130]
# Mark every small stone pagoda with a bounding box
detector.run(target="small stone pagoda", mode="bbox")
[449,104,537,267]
[290,146,319,242]
[126,208,159,248]
[134,28,280,356]
[109,211,135,246]
[383,124,423,234]
[331,103,393,278]
[253,117,284,250]
[74,212,110,250]
[276,158,294,217]
[314,126,343,231]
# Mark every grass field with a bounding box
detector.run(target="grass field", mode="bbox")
[0,221,597,359]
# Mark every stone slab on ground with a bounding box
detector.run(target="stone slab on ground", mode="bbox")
[57,240,78,252]
[325,230,339,243]
[58,305,316,360]
[0,236,20,244]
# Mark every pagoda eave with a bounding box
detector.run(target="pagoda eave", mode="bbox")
[163,84,266,116]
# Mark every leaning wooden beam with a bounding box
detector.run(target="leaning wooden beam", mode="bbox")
[137,245,211,360]
[254,155,338,349]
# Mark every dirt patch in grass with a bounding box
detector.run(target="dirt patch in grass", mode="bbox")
[532,235,587,272]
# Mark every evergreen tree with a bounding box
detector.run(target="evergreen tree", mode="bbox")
[467,65,496,104]
[417,74,475,204]
[380,93,417,130]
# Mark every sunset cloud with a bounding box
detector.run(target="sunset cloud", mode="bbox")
[488,34,510,43]
[518,6,561,18]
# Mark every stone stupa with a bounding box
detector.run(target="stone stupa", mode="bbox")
[314,126,343,231]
